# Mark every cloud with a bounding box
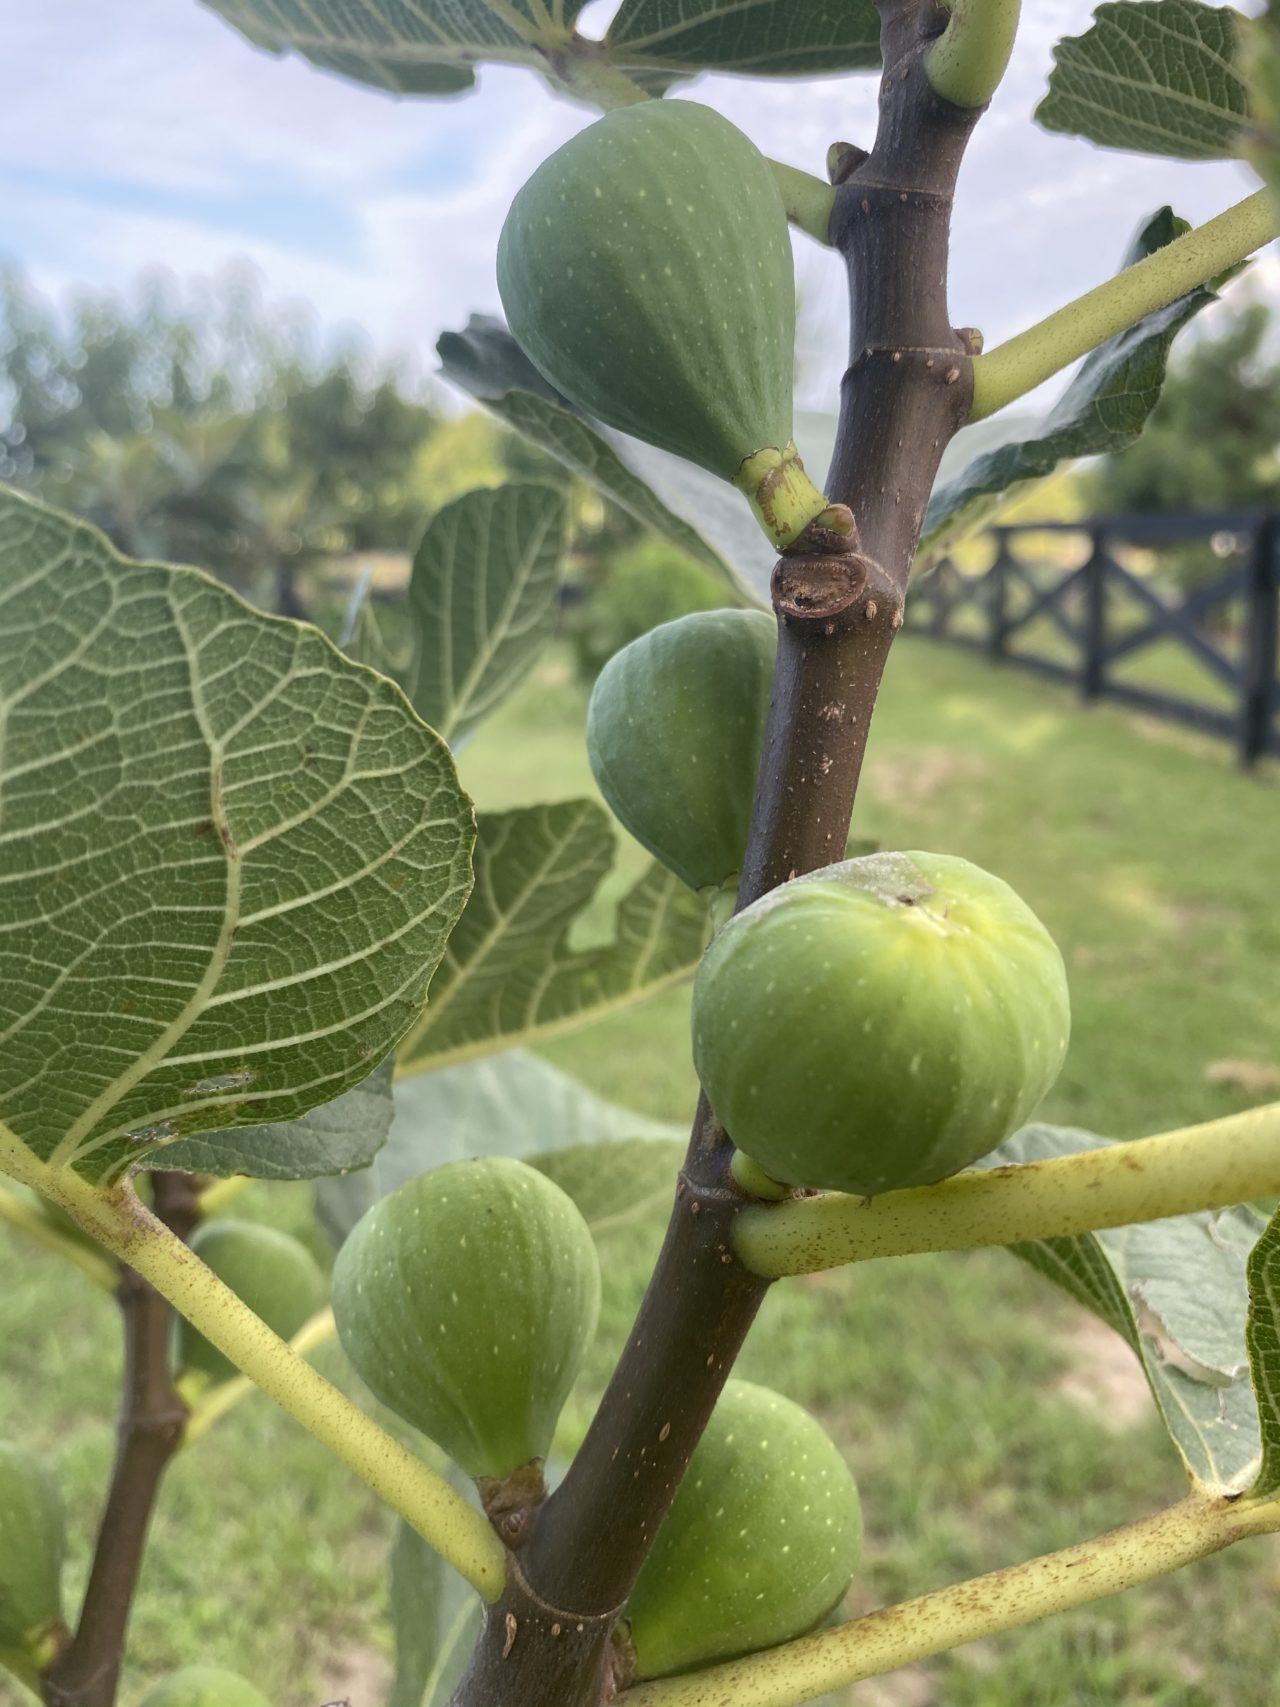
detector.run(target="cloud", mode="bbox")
[2,0,1269,406]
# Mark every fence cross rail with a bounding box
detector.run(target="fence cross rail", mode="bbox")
[910,512,1280,768]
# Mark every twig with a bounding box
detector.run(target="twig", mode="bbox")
[42,1174,200,1707]
[0,1183,116,1291]
[620,1494,1280,1707]
[736,1102,1280,1277]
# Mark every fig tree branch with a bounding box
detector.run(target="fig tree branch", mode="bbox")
[181,1307,336,1447]
[453,7,988,1703]
[924,0,1021,109]
[620,1492,1280,1707]
[0,1131,507,1604]
[0,1182,116,1290]
[735,1101,1280,1277]
[42,1173,199,1707]
[970,189,1278,421]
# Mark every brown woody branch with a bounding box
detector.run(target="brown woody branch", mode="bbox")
[449,5,983,1701]
[42,1173,201,1707]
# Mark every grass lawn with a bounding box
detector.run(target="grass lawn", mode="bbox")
[2,635,1277,1707]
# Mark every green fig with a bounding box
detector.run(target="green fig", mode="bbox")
[498,101,842,550]
[138,1666,271,1707]
[331,1157,601,1484]
[0,1442,65,1683]
[624,1380,861,1678]
[176,1221,326,1388]
[587,609,776,896]
[693,851,1071,1197]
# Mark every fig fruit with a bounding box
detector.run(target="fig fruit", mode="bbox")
[331,1157,601,1483]
[587,609,776,896]
[0,1442,65,1680]
[624,1380,861,1678]
[175,1221,326,1388]
[497,101,840,550]
[692,851,1070,1196]
[138,1667,271,1707]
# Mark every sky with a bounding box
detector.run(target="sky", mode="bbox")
[1,0,1272,412]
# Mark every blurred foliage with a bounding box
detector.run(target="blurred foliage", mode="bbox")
[1088,299,1280,530]
[0,262,673,628]
[1086,300,1280,592]
[566,534,731,682]
[0,263,443,610]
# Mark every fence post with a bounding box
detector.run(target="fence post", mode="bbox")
[1239,514,1279,768]
[1081,527,1108,702]
[987,531,1010,661]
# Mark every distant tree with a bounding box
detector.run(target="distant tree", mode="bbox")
[0,263,441,605]
[1089,300,1280,515]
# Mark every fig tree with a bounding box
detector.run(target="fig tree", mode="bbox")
[0,1442,65,1682]
[331,1157,601,1485]
[497,101,844,550]
[587,609,776,896]
[138,1667,272,1707]
[624,1379,861,1678]
[175,1221,326,1388]
[692,851,1070,1196]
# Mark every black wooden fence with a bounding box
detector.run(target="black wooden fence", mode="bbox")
[910,512,1280,767]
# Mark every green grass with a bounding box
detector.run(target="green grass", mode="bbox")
[2,637,1277,1707]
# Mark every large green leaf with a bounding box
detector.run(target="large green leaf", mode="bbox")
[396,801,708,1077]
[203,0,879,97]
[159,1058,394,1179]
[389,1517,483,1707]
[605,0,881,78]
[316,1049,681,1243]
[199,0,591,96]
[531,1135,683,1238]
[436,317,772,602]
[1245,1208,1280,1500]
[992,1124,1266,1494]
[920,208,1224,563]
[339,566,407,680]
[0,487,474,1182]
[1036,1,1250,160]
[406,483,566,748]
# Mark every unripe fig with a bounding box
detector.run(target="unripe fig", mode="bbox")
[0,1443,65,1678]
[693,851,1070,1197]
[624,1380,861,1678]
[587,609,776,895]
[331,1158,601,1484]
[497,101,843,550]
[175,1221,326,1387]
[138,1666,271,1707]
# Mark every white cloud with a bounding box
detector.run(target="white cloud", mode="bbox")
[2,0,1271,410]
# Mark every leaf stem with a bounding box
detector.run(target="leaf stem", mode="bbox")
[0,1182,117,1290]
[182,1307,336,1446]
[971,190,1277,420]
[924,0,1021,109]
[0,1131,506,1604]
[544,37,652,107]
[193,1174,253,1218]
[735,1102,1280,1278]
[768,163,836,245]
[621,1494,1280,1707]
